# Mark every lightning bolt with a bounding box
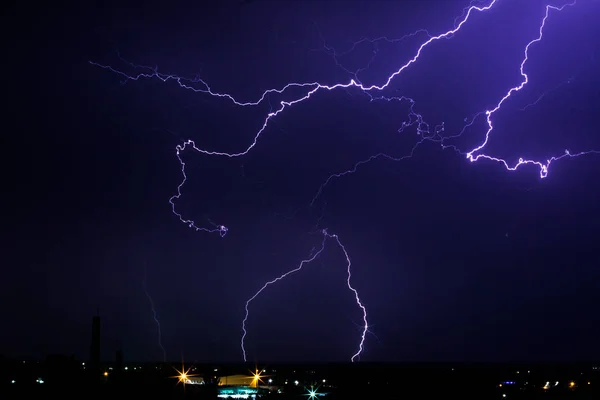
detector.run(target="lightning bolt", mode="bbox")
[465,1,599,178]
[89,0,500,234]
[311,0,598,201]
[241,229,368,362]
[91,0,599,362]
[143,263,167,362]
[169,142,228,236]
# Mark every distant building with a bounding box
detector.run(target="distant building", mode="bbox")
[216,374,271,398]
[217,386,269,399]
[218,374,256,386]
[186,376,205,385]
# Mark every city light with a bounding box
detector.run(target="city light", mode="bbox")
[249,368,269,387]
[305,386,322,399]
[172,364,196,386]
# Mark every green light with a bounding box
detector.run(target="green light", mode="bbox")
[218,386,260,396]
[305,386,321,399]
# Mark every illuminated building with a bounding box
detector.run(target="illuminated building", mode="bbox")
[215,370,272,398]
[218,369,269,387]
[184,376,205,385]
[218,374,255,386]
[217,386,269,399]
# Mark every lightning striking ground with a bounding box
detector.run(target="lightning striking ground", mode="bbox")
[92,0,599,361]
[240,230,368,362]
[143,264,167,362]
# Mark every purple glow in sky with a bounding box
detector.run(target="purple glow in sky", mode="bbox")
[90,0,599,361]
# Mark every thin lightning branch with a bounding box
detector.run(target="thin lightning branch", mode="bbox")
[143,264,167,362]
[312,22,432,84]
[168,142,228,236]
[519,76,574,111]
[311,142,426,206]
[310,94,444,204]
[309,201,328,233]
[241,229,368,362]
[240,234,326,362]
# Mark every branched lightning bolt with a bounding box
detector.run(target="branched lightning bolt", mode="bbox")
[89,0,512,234]
[92,0,599,362]
[312,23,433,85]
[240,229,368,362]
[309,0,598,202]
[143,264,167,362]
[465,1,599,178]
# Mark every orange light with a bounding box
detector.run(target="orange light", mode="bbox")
[569,381,575,388]
[103,371,108,377]
[171,364,196,385]
[250,371,261,388]
[248,368,269,388]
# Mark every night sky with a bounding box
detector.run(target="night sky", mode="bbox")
[4,0,600,363]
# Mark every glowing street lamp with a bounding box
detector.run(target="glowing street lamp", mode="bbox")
[171,364,196,386]
[305,385,322,399]
[249,368,268,387]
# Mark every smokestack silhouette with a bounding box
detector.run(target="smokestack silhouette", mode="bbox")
[89,312,101,376]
